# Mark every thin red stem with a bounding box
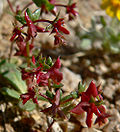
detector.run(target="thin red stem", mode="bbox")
[21,2,34,12]
[21,19,52,29]
[54,4,67,8]
[8,41,14,63]
[34,19,52,24]
[7,0,15,13]
[46,120,55,132]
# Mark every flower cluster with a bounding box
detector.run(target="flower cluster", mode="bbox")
[19,56,110,131]
[51,18,70,45]
[70,81,110,127]
[101,0,120,20]
[9,0,78,54]
[20,56,63,104]
[7,0,110,132]
[10,13,70,56]
[66,3,78,20]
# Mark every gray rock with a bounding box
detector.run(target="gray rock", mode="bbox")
[61,67,82,92]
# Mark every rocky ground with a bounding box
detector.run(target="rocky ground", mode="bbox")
[0,0,120,132]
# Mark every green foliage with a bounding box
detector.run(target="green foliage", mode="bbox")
[52,83,63,88]
[71,91,78,98]
[15,8,40,24]
[78,82,86,93]
[46,57,53,67]
[78,16,120,53]
[0,60,37,111]
[1,87,20,99]
[46,90,54,99]
[19,100,36,111]
[15,15,26,24]
[26,8,40,21]
[32,0,54,11]
[0,61,27,93]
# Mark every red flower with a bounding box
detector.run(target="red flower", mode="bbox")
[15,36,33,57]
[36,72,49,86]
[20,88,38,104]
[95,113,110,126]
[69,102,90,115]
[51,18,69,34]
[81,81,98,102]
[70,81,109,127]
[25,11,37,40]
[10,27,22,41]
[24,11,49,42]
[54,34,65,45]
[21,57,63,91]
[51,19,69,45]
[48,57,63,84]
[95,105,110,126]
[66,3,78,20]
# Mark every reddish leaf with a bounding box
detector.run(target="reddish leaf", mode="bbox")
[70,102,89,115]
[20,89,38,104]
[48,57,63,84]
[85,81,98,98]
[25,11,37,38]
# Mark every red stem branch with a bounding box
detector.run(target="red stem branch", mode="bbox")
[21,19,52,29]
[54,4,67,8]
[21,2,34,13]
[46,119,55,132]
[39,92,52,101]
[7,0,15,13]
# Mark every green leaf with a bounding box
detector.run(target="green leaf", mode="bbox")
[0,59,6,66]
[78,82,86,93]
[110,44,120,53]
[46,57,53,66]
[26,8,33,20]
[0,62,27,93]
[91,17,96,29]
[37,95,48,101]
[15,15,26,24]
[100,16,106,27]
[71,91,78,99]
[80,39,91,50]
[61,94,74,107]
[62,104,75,114]
[46,90,54,99]
[32,9,41,21]
[32,0,54,11]
[59,89,63,99]
[16,8,40,24]
[102,41,110,51]
[52,83,64,88]
[46,2,54,11]
[19,100,36,111]
[89,96,95,103]
[1,87,20,99]
[61,95,72,102]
